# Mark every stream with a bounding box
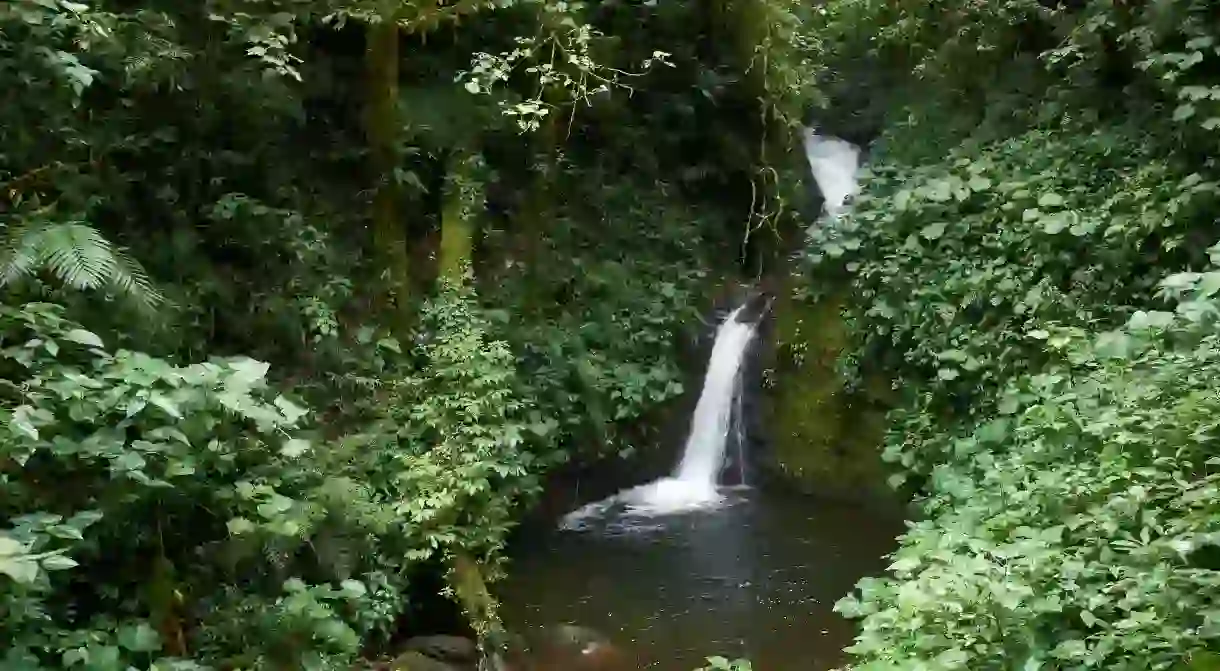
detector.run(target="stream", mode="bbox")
[500,487,900,670]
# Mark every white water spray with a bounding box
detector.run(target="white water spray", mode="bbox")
[560,303,761,529]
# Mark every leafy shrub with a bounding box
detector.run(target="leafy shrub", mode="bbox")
[0,288,562,669]
[836,276,1220,668]
[808,2,1220,669]
[0,301,363,669]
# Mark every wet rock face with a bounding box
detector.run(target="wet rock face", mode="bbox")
[759,279,902,508]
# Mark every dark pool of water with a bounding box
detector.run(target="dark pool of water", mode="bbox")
[499,486,902,670]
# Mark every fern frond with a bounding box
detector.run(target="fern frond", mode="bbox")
[0,221,164,308]
[39,223,115,291]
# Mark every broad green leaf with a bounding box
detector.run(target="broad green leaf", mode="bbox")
[46,524,84,540]
[113,451,146,472]
[227,357,270,387]
[226,517,255,535]
[256,494,294,518]
[1037,192,1064,208]
[64,328,104,348]
[280,438,310,458]
[1198,272,1220,297]
[0,557,40,583]
[921,222,947,240]
[41,554,78,571]
[924,179,953,202]
[1041,211,1074,234]
[890,556,920,572]
[10,406,39,441]
[339,579,367,597]
[275,396,308,423]
[1128,310,1175,330]
[0,536,27,557]
[117,623,161,653]
[148,393,181,419]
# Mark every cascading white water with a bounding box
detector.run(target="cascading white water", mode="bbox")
[802,127,861,223]
[672,304,758,490]
[559,303,762,529]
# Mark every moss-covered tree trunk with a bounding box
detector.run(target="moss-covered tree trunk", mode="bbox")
[438,150,484,283]
[365,9,412,333]
[451,552,510,670]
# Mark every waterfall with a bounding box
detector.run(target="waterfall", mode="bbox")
[672,304,758,491]
[802,127,861,223]
[560,302,762,530]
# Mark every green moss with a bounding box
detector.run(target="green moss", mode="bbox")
[762,274,897,503]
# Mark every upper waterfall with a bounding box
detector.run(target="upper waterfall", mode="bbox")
[802,127,861,221]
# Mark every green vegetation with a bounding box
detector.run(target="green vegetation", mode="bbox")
[0,0,820,668]
[804,1,1220,669]
[20,0,1220,668]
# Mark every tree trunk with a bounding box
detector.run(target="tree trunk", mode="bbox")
[451,552,510,671]
[365,10,412,333]
[439,150,484,284]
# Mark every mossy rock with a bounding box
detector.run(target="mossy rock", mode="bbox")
[761,275,898,505]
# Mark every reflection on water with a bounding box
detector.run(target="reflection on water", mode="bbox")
[500,487,901,670]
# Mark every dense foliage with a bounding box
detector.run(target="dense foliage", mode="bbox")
[0,0,822,668]
[804,1,1220,669]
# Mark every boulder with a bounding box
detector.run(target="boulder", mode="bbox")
[390,650,465,671]
[402,635,479,665]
